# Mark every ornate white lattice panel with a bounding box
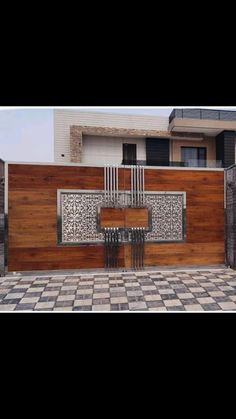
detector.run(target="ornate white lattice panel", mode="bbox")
[60,192,105,243]
[58,190,186,244]
[145,194,185,241]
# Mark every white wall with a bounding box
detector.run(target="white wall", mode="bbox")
[54,110,169,163]
[82,135,146,165]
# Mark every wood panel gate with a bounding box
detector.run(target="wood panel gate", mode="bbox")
[5,163,225,273]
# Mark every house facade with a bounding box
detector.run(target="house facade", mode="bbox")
[2,108,236,276]
[54,108,236,168]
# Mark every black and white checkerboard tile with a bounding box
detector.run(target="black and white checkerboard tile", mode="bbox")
[1,269,236,311]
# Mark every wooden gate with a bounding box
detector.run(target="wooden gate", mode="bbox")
[6,163,225,272]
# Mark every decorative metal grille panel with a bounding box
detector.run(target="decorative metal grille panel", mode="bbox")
[61,193,105,243]
[58,190,186,244]
[145,194,185,241]
[226,166,236,268]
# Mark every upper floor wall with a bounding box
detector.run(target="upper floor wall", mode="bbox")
[54,110,169,163]
[54,109,236,168]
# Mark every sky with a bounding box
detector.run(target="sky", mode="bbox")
[1,107,236,162]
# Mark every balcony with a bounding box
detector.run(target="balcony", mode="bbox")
[169,109,236,136]
[121,160,222,168]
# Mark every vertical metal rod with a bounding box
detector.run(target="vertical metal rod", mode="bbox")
[113,166,115,206]
[138,167,141,206]
[109,229,111,269]
[110,229,113,268]
[131,229,134,269]
[110,166,112,206]
[142,228,145,269]
[113,228,115,268]
[131,166,133,207]
[104,166,106,205]
[107,166,109,206]
[135,228,138,270]
[139,166,141,206]
[108,166,109,205]
[116,165,119,206]
[104,228,107,268]
[140,166,144,205]
[142,166,145,205]
[138,229,141,269]
[107,229,109,269]
[132,229,134,270]
[134,166,136,207]
[136,166,139,207]
[111,167,113,206]
[115,229,117,269]
[138,229,140,269]
[106,165,108,205]
[113,166,116,206]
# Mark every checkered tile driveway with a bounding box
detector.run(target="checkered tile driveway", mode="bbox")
[1,269,236,311]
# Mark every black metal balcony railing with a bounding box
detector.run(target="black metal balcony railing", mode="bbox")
[122,160,223,168]
[169,109,236,124]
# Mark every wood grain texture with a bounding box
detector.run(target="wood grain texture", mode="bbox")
[100,207,149,228]
[125,208,149,228]
[100,208,124,228]
[7,164,225,271]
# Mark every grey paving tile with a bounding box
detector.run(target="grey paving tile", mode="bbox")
[35,302,55,310]
[144,294,162,302]
[39,296,58,303]
[167,306,186,311]
[2,298,22,304]
[93,293,110,299]
[57,295,75,302]
[92,298,110,305]
[110,296,128,304]
[5,292,25,299]
[148,306,167,311]
[192,292,209,298]
[0,304,17,311]
[127,290,143,297]
[129,301,147,311]
[92,304,111,311]
[180,298,198,305]
[184,304,204,311]
[164,299,183,307]
[74,299,92,307]
[55,301,73,308]
[53,306,73,311]
[24,292,42,298]
[197,297,215,305]
[213,296,232,303]
[128,295,145,303]
[146,300,165,308]
[20,296,40,304]
[59,290,77,296]
[201,303,221,311]
[73,306,92,311]
[111,303,129,311]
[15,303,36,311]
[218,302,236,310]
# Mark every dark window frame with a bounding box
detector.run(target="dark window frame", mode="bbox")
[181,146,207,167]
[122,143,137,165]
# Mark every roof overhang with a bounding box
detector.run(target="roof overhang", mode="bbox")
[169,118,236,136]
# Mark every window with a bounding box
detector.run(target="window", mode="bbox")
[122,143,137,165]
[181,147,207,167]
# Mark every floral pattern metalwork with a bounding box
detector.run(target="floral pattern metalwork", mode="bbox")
[59,191,185,243]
